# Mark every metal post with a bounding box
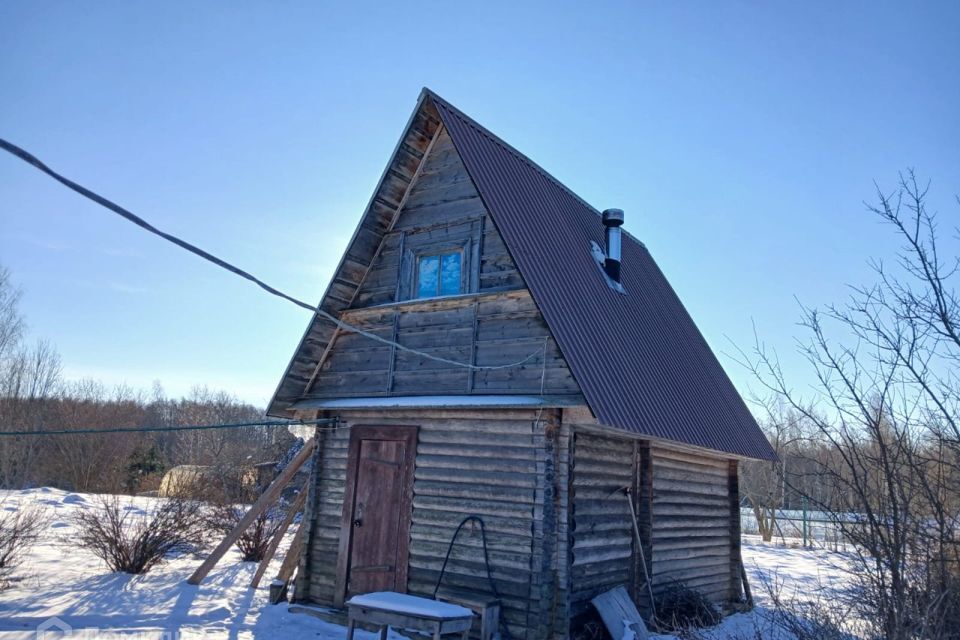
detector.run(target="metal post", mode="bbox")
[802,496,808,547]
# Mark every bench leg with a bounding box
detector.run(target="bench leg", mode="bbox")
[379,625,389,640]
[346,619,356,640]
[432,628,442,640]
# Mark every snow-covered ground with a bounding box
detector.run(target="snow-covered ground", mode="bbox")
[664,536,857,640]
[0,489,854,639]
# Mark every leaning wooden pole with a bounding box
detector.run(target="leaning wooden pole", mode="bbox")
[268,516,308,603]
[275,518,306,583]
[250,483,308,588]
[187,437,317,585]
[625,488,657,621]
[740,562,754,608]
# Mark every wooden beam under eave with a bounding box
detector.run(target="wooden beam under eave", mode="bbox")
[300,125,445,395]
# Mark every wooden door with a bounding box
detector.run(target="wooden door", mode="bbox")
[335,425,417,605]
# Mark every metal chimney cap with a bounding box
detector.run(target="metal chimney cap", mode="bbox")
[602,208,624,227]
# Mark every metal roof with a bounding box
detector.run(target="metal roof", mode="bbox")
[428,90,776,460]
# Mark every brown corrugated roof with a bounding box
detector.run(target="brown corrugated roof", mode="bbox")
[428,90,775,460]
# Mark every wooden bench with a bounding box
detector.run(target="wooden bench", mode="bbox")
[346,592,474,640]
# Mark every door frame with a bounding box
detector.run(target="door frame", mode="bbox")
[334,424,418,607]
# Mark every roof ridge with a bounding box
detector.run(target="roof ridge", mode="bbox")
[424,89,603,214]
[424,88,647,250]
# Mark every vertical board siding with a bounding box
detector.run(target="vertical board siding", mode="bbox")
[269,100,441,415]
[568,430,636,621]
[301,408,562,640]
[651,447,733,603]
[552,419,572,639]
[304,122,581,402]
[352,127,522,309]
[728,460,743,601]
[307,289,580,398]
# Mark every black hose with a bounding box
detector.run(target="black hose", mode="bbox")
[432,515,512,640]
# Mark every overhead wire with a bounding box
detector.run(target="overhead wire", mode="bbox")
[0,138,545,372]
[0,417,338,438]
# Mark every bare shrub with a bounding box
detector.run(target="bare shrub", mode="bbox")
[73,496,205,574]
[205,502,286,562]
[0,503,48,586]
[654,584,721,632]
[569,607,606,640]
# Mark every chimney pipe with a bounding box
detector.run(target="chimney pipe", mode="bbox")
[602,208,624,282]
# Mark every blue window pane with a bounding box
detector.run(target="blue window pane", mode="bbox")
[417,256,439,298]
[440,253,462,295]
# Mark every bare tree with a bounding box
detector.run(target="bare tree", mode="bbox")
[0,265,62,488]
[740,401,812,542]
[741,171,960,638]
[0,267,24,362]
[0,264,283,494]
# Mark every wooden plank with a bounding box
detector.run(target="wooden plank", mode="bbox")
[591,586,650,640]
[295,422,328,601]
[251,483,308,588]
[729,459,742,602]
[187,437,317,585]
[651,447,728,470]
[276,514,307,583]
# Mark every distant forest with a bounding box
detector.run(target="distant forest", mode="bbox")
[0,264,294,493]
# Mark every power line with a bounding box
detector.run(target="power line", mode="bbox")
[0,417,338,438]
[0,138,543,371]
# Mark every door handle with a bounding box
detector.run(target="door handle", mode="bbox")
[353,518,362,528]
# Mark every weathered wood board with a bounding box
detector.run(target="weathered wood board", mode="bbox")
[591,586,649,640]
[302,126,581,402]
[294,408,566,640]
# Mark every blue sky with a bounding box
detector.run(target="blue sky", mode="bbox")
[1,2,958,408]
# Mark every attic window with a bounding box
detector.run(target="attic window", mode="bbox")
[416,251,462,298]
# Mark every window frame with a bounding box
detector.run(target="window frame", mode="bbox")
[414,248,465,299]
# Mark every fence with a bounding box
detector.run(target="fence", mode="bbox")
[740,507,855,550]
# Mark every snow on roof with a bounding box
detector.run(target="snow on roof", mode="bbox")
[290,394,586,410]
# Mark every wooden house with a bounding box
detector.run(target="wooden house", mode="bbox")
[267,89,776,639]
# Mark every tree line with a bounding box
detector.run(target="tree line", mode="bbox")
[0,266,293,494]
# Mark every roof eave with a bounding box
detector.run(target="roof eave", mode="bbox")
[266,91,436,418]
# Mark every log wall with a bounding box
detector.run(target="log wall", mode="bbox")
[650,446,733,603]
[563,420,740,621]
[568,430,635,622]
[295,408,568,640]
[294,415,741,638]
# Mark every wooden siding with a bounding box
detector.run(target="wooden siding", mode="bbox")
[304,289,580,398]
[352,127,523,308]
[300,124,581,402]
[650,446,733,603]
[270,99,442,416]
[297,408,566,640]
[568,430,636,622]
[564,422,740,619]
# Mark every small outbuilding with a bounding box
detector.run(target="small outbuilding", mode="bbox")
[267,89,776,639]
